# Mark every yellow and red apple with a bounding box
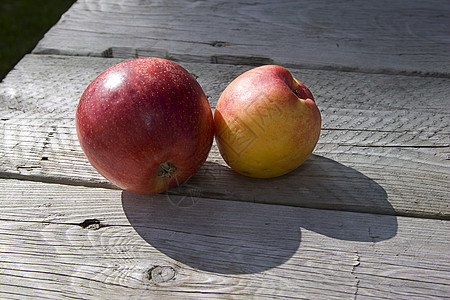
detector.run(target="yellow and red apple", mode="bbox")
[214,65,321,178]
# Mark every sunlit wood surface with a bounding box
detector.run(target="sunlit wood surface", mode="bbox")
[0,0,449,298]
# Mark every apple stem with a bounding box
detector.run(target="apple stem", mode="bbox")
[157,161,176,178]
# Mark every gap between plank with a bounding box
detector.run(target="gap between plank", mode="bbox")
[31,51,450,79]
[1,173,449,222]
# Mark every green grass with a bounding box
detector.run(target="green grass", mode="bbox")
[0,0,76,81]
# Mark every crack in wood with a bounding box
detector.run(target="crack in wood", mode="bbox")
[352,251,361,299]
[210,54,274,66]
[323,127,409,133]
[16,166,42,171]
[338,143,449,148]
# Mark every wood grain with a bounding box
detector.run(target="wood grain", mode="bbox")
[32,0,450,76]
[0,54,449,219]
[1,0,449,298]
[0,179,448,299]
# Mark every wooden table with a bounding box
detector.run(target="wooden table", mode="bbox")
[1,0,449,298]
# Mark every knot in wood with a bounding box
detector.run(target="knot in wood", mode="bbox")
[148,266,176,284]
[78,219,102,230]
[210,41,228,47]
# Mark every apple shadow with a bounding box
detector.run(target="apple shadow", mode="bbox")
[122,155,397,274]
[189,155,397,219]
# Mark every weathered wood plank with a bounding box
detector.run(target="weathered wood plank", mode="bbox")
[33,0,450,76]
[0,54,449,218]
[0,179,449,299]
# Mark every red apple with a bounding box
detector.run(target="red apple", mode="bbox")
[214,65,321,178]
[76,57,214,194]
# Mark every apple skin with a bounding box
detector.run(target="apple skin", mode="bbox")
[214,65,321,178]
[76,57,214,194]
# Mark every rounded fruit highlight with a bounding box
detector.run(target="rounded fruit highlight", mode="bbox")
[214,65,321,178]
[76,57,214,194]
